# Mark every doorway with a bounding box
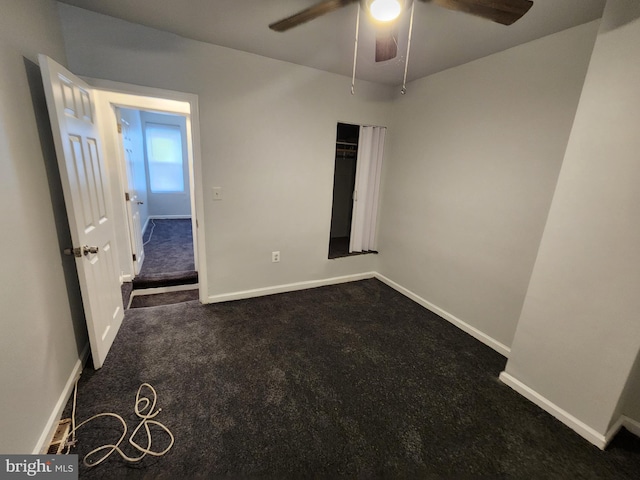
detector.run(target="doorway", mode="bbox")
[328,121,386,259]
[91,81,207,307]
[329,123,359,258]
[117,108,197,297]
[40,56,207,368]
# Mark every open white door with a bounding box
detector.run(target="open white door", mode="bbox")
[39,55,124,369]
[117,110,145,275]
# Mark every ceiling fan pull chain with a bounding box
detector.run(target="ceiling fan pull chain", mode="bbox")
[351,3,361,95]
[401,0,416,95]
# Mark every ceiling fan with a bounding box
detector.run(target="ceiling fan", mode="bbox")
[269,0,534,62]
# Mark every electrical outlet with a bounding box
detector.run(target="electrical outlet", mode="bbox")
[272,251,280,263]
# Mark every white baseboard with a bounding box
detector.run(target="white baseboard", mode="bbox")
[202,271,640,451]
[148,215,191,220]
[33,343,90,454]
[206,271,509,357]
[207,272,376,304]
[622,416,640,438]
[499,371,615,450]
[605,415,626,447]
[121,273,133,283]
[374,273,511,357]
[499,372,640,449]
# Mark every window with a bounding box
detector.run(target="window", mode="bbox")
[145,123,184,193]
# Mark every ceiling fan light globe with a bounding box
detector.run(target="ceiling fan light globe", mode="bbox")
[368,0,402,22]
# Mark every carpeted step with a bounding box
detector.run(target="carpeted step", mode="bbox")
[132,270,198,290]
[129,289,199,308]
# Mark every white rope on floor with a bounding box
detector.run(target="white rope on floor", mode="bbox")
[143,219,157,246]
[65,379,175,467]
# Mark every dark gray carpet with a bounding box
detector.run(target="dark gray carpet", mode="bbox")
[129,289,199,309]
[140,219,194,274]
[120,282,133,309]
[133,219,197,290]
[65,279,640,479]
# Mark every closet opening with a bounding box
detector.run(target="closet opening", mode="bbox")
[329,123,359,258]
[328,121,386,259]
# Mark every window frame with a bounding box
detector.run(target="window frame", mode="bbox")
[144,122,186,194]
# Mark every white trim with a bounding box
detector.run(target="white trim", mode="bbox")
[605,415,625,445]
[85,77,196,107]
[499,371,612,450]
[374,273,511,357]
[207,273,376,303]
[128,284,199,309]
[34,344,90,454]
[121,273,133,282]
[622,416,640,438]
[148,215,192,220]
[130,283,199,297]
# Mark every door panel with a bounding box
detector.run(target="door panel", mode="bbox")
[39,55,124,369]
[119,112,145,275]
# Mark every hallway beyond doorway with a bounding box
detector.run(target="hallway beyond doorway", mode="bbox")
[132,218,198,290]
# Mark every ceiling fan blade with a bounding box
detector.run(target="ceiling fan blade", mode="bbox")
[269,0,359,32]
[421,0,534,26]
[375,25,399,62]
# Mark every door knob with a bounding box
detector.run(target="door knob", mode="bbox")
[64,246,99,257]
[83,245,99,255]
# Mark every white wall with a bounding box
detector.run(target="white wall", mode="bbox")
[140,111,191,218]
[376,21,599,350]
[57,4,394,297]
[0,0,87,453]
[504,0,640,437]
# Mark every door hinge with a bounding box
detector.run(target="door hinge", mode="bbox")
[117,123,122,134]
[125,192,130,202]
[132,253,137,261]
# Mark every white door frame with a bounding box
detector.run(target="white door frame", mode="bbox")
[89,78,208,304]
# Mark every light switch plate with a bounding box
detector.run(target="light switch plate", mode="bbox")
[212,187,222,201]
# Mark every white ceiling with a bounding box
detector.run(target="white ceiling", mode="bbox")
[56,0,606,86]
